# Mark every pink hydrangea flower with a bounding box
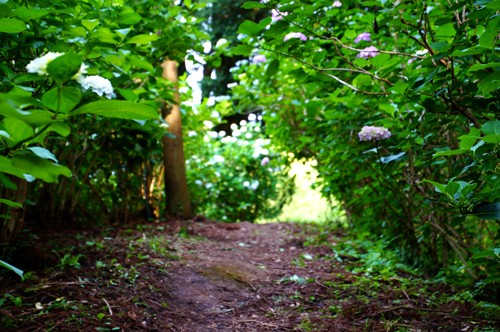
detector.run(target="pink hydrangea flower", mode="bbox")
[354,32,371,43]
[261,157,270,166]
[356,46,379,59]
[253,55,267,63]
[332,1,342,7]
[358,126,391,141]
[284,32,307,41]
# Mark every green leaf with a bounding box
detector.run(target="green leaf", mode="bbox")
[472,202,500,220]
[420,180,447,194]
[430,42,449,51]
[450,46,491,57]
[126,34,159,44]
[459,135,480,149]
[435,23,456,39]
[70,100,157,120]
[14,73,47,83]
[4,117,34,145]
[266,59,280,77]
[82,19,99,31]
[91,28,117,44]
[481,120,500,135]
[46,53,82,83]
[371,53,390,69]
[242,1,267,8]
[0,156,26,179]
[390,81,408,94]
[118,11,142,25]
[0,172,17,190]
[445,182,461,197]
[479,16,500,49]
[482,134,500,144]
[0,199,22,208]
[487,0,500,10]
[46,122,71,137]
[433,149,468,158]
[14,7,49,21]
[238,20,263,36]
[42,87,82,113]
[27,147,58,163]
[0,93,47,110]
[117,89,138,102]
[471,248,499,259]
[469,63,500,72]
[478,70,500,95]
[361,1,382,6]
[128,57,154,71]
[0,18,27,33]
[11,153,71,183]
[264,19,289,38]
[232,44,254,56]
[0,259,23,279]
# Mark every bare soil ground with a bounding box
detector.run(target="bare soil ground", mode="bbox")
[0,219,498,331]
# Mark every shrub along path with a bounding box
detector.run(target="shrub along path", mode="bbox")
[0,219,498,331]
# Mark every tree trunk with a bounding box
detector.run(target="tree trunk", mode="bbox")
[161,60,192,218]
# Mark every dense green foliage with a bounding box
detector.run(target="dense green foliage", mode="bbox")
[0,0,206,273]
[184,113,295,222]
[227,0,500,290]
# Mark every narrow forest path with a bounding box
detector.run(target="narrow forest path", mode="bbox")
[0,220,498,331]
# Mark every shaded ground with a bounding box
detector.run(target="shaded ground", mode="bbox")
[0,219,499,331]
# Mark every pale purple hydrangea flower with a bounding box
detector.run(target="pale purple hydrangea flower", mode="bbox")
[358,126,391,141]
[407,58,415,65]
[356,46,379,59]
[261,157,270,166]
[332,1,342,7]
[272,9,287,22]
[284,32,307,41]
[354,32,371,43]
[253,55,267,63]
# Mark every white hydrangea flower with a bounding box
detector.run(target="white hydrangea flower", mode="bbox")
[80,75,114,99]
[73,63,89,83]
[159,123,169,130]
[26,52,64,76]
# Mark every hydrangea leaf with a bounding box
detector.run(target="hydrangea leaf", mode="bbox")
[42,87,82,114]
[46,53,82,83]
[70,100,157,120]
[0,18,27,33]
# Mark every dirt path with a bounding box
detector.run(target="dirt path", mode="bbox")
[164,221,324,331]
[0,220,498,331]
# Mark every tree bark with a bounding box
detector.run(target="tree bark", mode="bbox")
[161,60,192,218]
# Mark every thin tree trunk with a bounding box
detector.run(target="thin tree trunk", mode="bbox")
[161,60,192,218]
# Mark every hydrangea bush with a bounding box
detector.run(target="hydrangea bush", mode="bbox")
[0,0,204,249]
[183,110,295,223]
[229,0,500,292]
